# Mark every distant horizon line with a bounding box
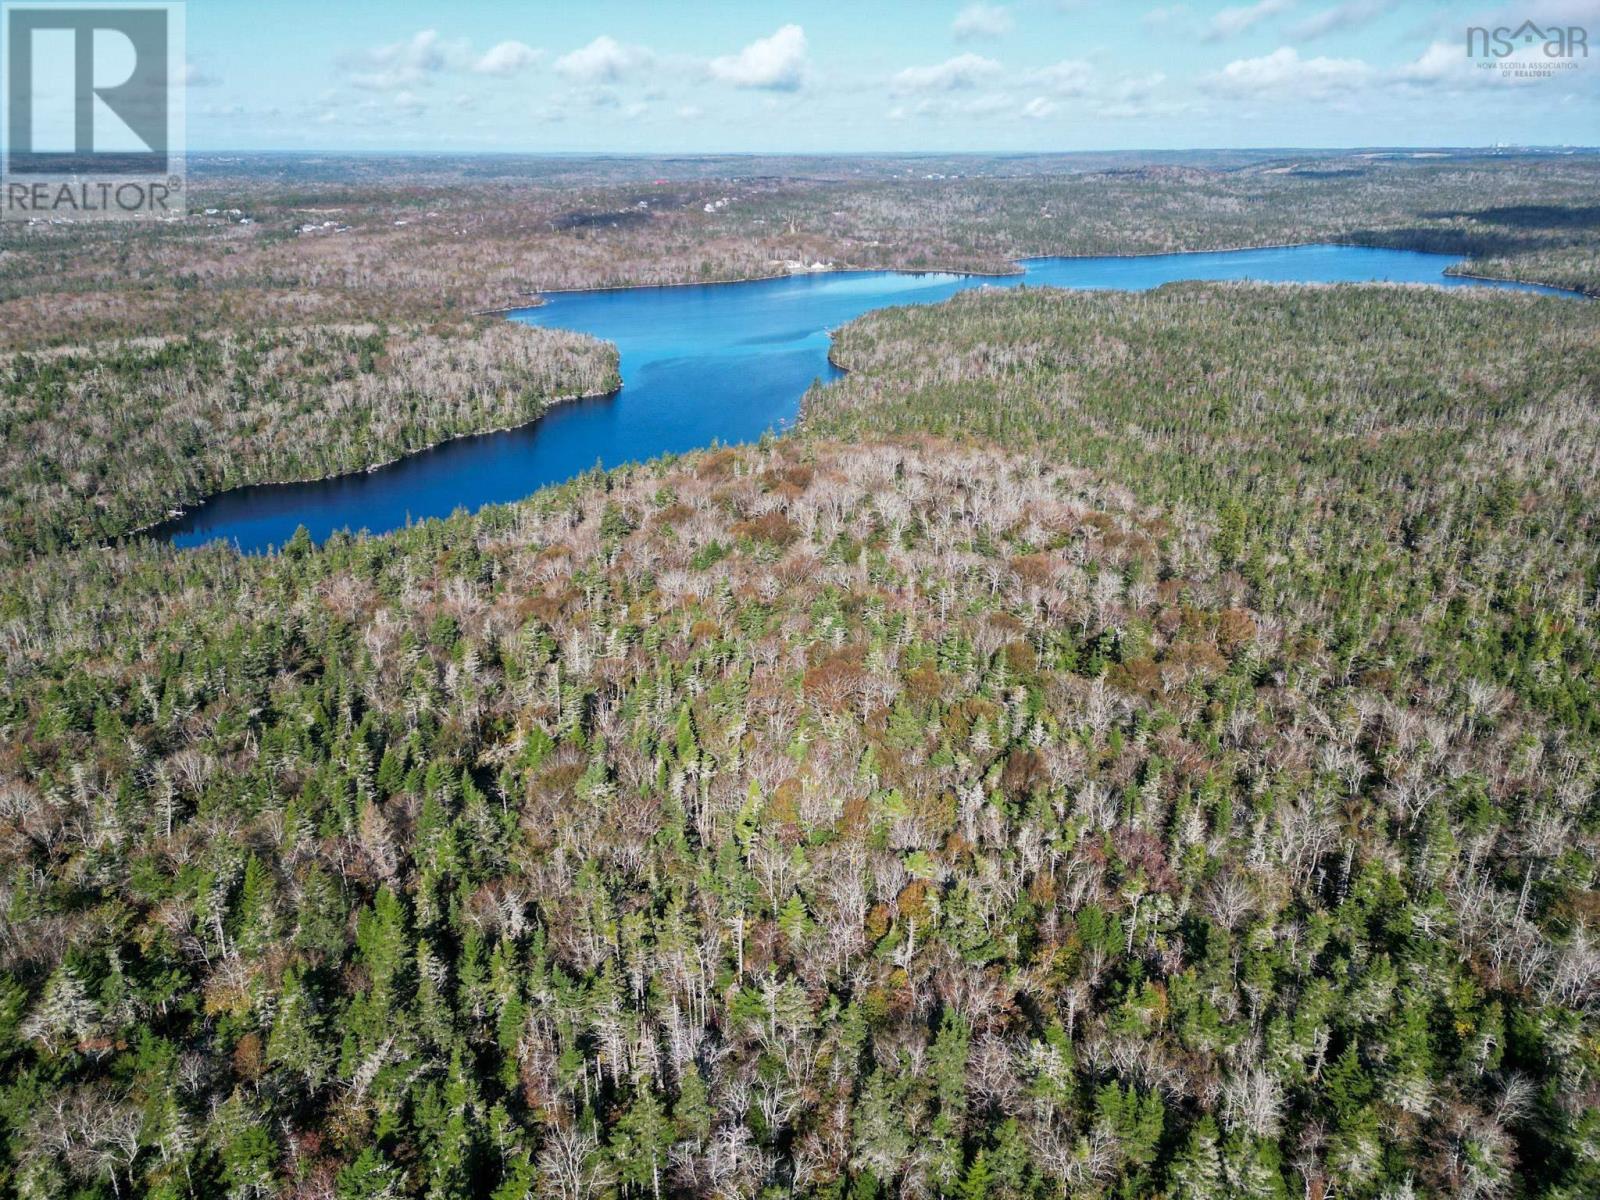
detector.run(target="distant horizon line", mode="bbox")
[180,144,1600,158]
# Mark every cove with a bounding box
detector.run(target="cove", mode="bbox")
[152,245,1572,553]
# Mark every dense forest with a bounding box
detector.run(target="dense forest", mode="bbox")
[0,322,618,559]
[1,272,1597,1199]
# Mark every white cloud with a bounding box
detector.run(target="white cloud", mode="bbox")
[952,4,1014,39]
[349,67,423,92]
[1206,28,1592,103]
[183,62,218,87]
[474,41,542,77]
[1014,62,1171,117]
[1021,96,1058,118]
[555,36,653,83]
[343,29,551,90]
[677,104,705,120]
[1291,0,1386,40]
[373,30,457,70]
[1398,35,1594,89]
[1498,0,1600,26]
[958,93,1016,116]
[1206,45,1372,95]
[1106,71,1167,104]
[1032,58,1094,96]
[1204,0,1295,42]
[892,53,1003,92]
[1399,41,1468,85]
[708,24,809,90]
[888,93,1022,120]
[348,29,470,90]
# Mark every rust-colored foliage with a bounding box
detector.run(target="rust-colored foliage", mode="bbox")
[731,512,802,548]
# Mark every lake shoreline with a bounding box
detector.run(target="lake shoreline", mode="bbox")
[155,245,1585,552]
[511,263,1024,306]
[1443,266,1599,297]
[507,238,1586,308]
[130,383,622,543]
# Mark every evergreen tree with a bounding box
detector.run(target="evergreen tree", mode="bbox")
[1168,1116,1225,1200]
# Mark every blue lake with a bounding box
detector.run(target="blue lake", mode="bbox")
[153,245,1571,552]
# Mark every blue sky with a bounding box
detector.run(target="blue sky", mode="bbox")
[183,0,1600,151]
